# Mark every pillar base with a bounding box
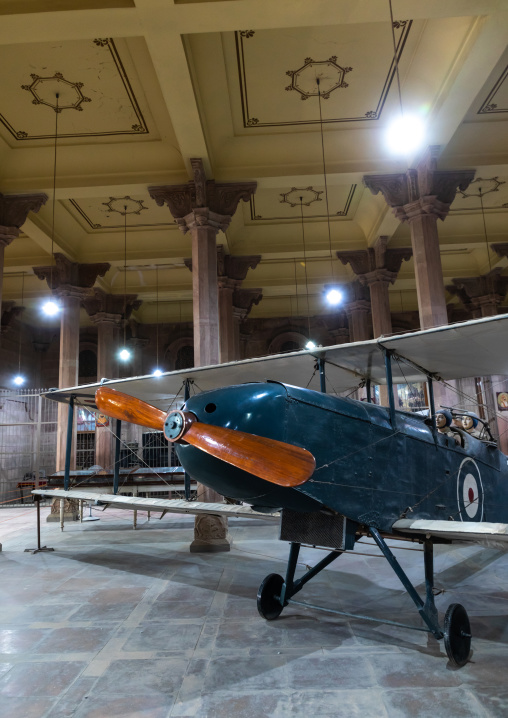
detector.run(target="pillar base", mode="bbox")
[190,533,232,553]
[190,513,231,552]
[46,497,79,522]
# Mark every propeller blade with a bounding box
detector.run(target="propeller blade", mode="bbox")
[165,410,315,487]
[95,387,166,431]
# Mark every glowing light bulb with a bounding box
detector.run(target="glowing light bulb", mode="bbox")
[13,375,25,386]
[118,348,131,361]
[153,369,163,377]
[386,114,425,156]
[42,299,60,316]
[325,288,343,306]
[305,340,317,350]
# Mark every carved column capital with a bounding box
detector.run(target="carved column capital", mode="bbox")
[217,245,261,280]
[344,299,371,316]
[82,288,141,321]
[364,163,475,223]
[33,254,110,292]
[362,268,398,287]
[338,239,412,279]
[329,327,350,345]
[179,207,232,236]
[1,301,24,334]
[149,160,256,236]
[491,243,508,260]
[0,192,48,247]
[88,311,123,327]
[233,288,263,319]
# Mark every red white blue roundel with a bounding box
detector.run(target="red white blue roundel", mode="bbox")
[456,458,483,522]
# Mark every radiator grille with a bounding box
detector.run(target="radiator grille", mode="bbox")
[280,509,347,550]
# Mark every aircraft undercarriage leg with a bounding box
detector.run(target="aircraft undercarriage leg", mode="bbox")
[370,528,472,666]
[369,528,443,639]
[257,542,343,620]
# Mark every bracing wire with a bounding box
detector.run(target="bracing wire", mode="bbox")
[299,199,312,340]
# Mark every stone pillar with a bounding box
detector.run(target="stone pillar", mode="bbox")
[34,255,110,519]
[1,301,24,335]
[232,289,263,360]
[185,248,261,363]
[364,147,475,330]
[338,236,412,338]
[83,289,142,469]
[343,282,371,342]
[0,193,47,325]
[149,159,257,552]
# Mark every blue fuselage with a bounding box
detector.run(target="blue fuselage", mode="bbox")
[176,382,508,532]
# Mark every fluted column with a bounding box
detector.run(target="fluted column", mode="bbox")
[364,147,474,330]
[338,236,412,338]
[149,159,257,552]
[0,193,47,328]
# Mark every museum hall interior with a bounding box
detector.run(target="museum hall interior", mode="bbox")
[1,1,508,717]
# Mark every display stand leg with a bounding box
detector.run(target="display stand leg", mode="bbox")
[25,495,54,554]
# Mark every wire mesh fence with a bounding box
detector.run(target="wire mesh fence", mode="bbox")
[0,388,57,506]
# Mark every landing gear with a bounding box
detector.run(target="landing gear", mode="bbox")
[257,573,284,620]
[257,530,472,667]
[444,603,471,667]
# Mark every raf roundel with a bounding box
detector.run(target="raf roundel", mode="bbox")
[456,458,484,522]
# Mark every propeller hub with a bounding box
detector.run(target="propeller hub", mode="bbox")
[164,410,196,443]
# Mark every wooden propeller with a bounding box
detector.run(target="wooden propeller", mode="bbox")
[95,387,315,487]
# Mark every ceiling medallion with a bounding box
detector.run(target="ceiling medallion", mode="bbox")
[21,72,91,112]
[102,196,149,216]
[280,187,323,207]
[457,177,505,199]
[285,57,352,100]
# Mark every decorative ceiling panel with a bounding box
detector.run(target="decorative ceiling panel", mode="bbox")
[477,64,508,116]
[65,194,176,230]
[226,22,412,128]
[0,37,151,141]
[245,183,360,222]
[451,176,508,211]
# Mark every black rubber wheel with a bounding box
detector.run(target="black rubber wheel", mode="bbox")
[257,573,285,620]
[444,603,471,667]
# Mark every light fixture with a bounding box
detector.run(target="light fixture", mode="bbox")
[152,264,164,376]
[40,92,61,316]
[384,0,425,156]
[305,340,317,350]
[13,273,26,387]
[42,299,60,317]
[386,113,425,156]
[315,77,343,309]
[325,288,343,306]
[118,205,131,364]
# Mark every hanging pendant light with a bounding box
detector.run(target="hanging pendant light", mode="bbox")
[298,197,319,349]
[152,264,163,376]
[42,92,61,317]
[314,77,343,308]
[118,206,132,362]
[13,273,26,386]
[385,0,425,156]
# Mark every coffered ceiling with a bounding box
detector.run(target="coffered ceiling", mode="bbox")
[1,0,507,330]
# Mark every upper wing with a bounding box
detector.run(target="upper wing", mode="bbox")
[41,313,508,410]
[32,489,280,521]
[393,518,508,546]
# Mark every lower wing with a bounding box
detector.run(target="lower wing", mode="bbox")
[393,518,508,548]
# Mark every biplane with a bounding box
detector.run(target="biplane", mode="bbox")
[33,313,508,668]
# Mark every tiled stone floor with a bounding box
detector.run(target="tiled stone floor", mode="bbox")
[0,505,507,717]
